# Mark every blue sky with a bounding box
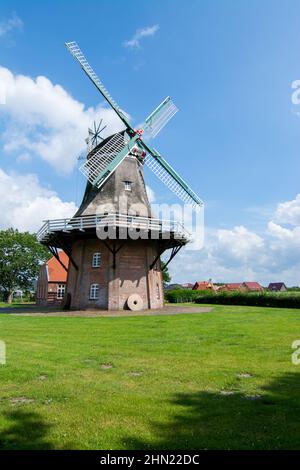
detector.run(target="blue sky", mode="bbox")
[1,0,300,285]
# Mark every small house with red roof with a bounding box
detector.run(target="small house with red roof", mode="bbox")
[243,282,264,292]
[223,282,246,292]
[193,280,216,291]
[36,251,69,305]
[221,281,264,292]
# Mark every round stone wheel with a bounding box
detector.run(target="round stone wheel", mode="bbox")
[127,294,143,311]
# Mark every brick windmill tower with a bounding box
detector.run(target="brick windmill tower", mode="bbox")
[37,42,203,311]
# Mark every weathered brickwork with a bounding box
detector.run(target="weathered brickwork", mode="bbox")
[65,154,164,311]
[66,239,163,310]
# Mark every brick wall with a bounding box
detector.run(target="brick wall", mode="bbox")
[66,238,163,310]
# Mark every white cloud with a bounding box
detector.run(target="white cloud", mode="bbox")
[274,194,300,225]
[216,226,264,263]
[0,168,77,232]
[167,196,300,286]
[268,221,294,240]
[267,221,300,270]
[16,152,32,163]
[146,185,156,203]
[0,66,124,174]
[0,13,23,38]
[123,25,159,49]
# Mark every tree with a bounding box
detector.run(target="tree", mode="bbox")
[0,229,51,303]
[161,260,171,285]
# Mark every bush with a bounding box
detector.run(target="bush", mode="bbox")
[194,292,300,309]
[165,289,300,308]
[165,289,211,303]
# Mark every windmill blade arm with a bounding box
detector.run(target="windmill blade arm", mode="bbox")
[65,41,132,130]
[80,133,139,189]
[141,143,203,209]
[142,97,178,138]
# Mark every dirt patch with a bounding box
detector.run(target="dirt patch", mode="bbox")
[9,397,34,406]
[244,394,261,401]
[100,363,113,370]
[38,374,48,381]
[44,398,53,405]
[219,390,236,396]
[236,373,253,379]
[128,371,143,377]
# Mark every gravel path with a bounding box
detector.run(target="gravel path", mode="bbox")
[0,304,212,317]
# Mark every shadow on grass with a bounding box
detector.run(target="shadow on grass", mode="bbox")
[0,410,54,450]
[124,372,300,450]
[0,304,62,314]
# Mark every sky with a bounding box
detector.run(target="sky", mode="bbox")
[0,0,300,286]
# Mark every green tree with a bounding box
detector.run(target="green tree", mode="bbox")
[161,261,171,285]
[0,229,50,303]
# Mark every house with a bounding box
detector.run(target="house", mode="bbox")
[221,282,264,292]
[36,251,69,305]
[222,283,245,292]
[13,289,23,299]
[268,282,287,292]
[193,280,216,291]
[243,282,264,292]
[181,283,194,289]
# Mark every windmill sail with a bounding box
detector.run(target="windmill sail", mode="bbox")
[143,149,203,209]
[66,40,203,210]
[80,133,139,189]
[65,41,132,130]
[143,97,178,138]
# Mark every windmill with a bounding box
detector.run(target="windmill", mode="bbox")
[86,119,107,151]
[66,42,203,209]
[37,41,203,311]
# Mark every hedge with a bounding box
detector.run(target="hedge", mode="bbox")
[197,292,300,308]
[165,289,300,308]
[165,289,212,303]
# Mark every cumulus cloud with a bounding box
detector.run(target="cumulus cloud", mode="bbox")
[216,226,264,263]
[167,195,300,286]
[0,66,124,173]
[274,194,300,225]
[123,25,159,49]
[0,168,77,232]
[0,13,23,38]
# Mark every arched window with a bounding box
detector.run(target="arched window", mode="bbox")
[92,252,101,268]
[90,284,99,300]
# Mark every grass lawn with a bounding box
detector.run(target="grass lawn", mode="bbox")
[0,301,34,308]
[0,304,300,450]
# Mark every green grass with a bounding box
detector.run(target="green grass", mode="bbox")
[0,301,34,308]
[0,304,300,450]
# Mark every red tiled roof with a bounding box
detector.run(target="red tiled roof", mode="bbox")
[193,281,215,290]
[47,251,69,283]
[243,282,263,290]
[226,283,244,289]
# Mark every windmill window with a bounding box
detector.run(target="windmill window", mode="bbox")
[124,181,132,191]
[92,252,101,267]
[57,284,65,299]
[90,283,99,300]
